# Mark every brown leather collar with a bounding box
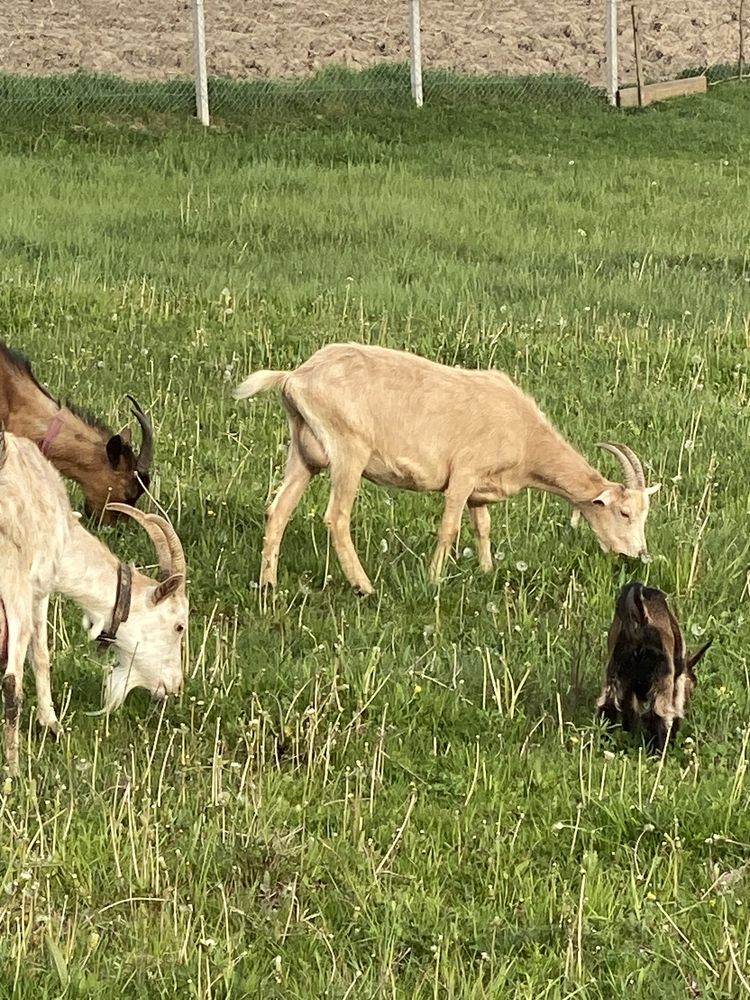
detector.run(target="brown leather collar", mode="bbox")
[97,563,133,649]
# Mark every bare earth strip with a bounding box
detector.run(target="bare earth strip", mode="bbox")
[1,1,744,86]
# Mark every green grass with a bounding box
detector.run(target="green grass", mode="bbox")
[0,72,749,997]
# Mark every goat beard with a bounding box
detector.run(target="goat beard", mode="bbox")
[100,663,135,713]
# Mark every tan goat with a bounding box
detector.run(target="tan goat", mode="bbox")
[0,425,187,775]
[234,343,660,594]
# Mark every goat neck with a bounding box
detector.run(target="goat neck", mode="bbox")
[4,372,108,483]
[54,517,122,627]
[523,422,607,504]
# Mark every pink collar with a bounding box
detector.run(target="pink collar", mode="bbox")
[39,407,68,457]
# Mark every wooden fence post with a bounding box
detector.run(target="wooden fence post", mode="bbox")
[605,0,619,105]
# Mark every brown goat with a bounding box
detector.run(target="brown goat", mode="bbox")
[0,341,153,522]
[234,343,660,594]
[597,581,712,754]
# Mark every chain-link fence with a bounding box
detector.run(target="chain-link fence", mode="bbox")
[0,1,746,119]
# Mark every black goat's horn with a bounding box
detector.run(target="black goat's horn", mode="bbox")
[127,394,154,475]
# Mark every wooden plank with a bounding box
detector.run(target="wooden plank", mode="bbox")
[616,75,707,108]
[605,0,619,106]
[631,5,644,107]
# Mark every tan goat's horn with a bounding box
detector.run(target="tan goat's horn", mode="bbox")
[105,503,186,583]
[596,442,646,489]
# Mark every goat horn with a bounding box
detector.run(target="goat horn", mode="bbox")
[105,503,186,583]
[147,512,187,582]
[126,395,154,475]
[596,442,646,489]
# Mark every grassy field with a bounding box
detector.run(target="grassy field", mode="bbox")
[0,73,749,997]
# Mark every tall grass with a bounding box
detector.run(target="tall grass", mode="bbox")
[0,76,749,997]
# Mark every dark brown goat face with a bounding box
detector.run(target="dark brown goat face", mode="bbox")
[83,440,150,522]
[83,396,154,522]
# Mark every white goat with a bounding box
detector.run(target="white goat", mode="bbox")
[0,425,188,775]
[235,343,660,595]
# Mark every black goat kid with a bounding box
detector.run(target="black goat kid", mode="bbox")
[597,581,712,754]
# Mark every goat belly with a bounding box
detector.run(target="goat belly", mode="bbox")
[363,453,447,492]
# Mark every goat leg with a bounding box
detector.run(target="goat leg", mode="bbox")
[324,454,373,596]
[643,711,670,756]
[30,596,61,737]
[2,628,29,778]
[261,445,316,589]
[2,673,19,776]
[468,503,493,572]
[596,682,620,728]
[430,478,474,581]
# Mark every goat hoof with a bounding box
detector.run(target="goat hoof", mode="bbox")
[37,716,62,739]
[353,583,374,597]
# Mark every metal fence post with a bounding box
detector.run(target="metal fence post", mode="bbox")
[605,0,619,105]
[409,0,424,107]
[192,0,210,125]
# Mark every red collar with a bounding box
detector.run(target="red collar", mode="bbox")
[39,407,68,456]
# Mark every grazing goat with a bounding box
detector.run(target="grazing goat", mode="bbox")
[233,343,660,595]
[0,341,153,522]
[597,581,712,754]
[0,425,187,775]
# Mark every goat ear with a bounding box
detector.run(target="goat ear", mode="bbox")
[591,488,615,508]
[150,574,184,606]
[645,483,661,496]
[117,425,133,447]
[686,638,712,671]
[569,509,582,528]
[106,434,125,467]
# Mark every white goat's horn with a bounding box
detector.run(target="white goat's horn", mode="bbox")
[146,513,186,582]
[596,442,646,489]
[105,503,186,583]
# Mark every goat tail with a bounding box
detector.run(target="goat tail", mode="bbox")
[624,580,648,625]
[233,370,287,401]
